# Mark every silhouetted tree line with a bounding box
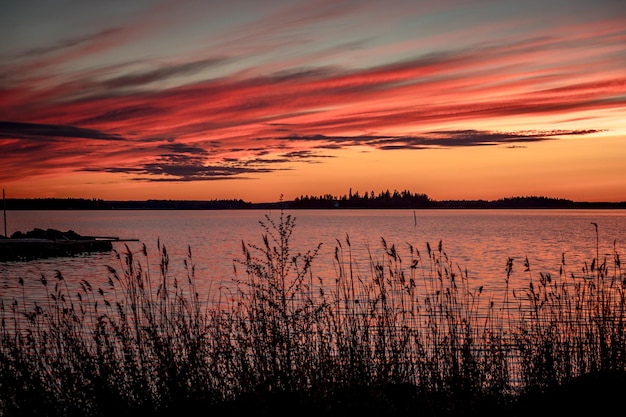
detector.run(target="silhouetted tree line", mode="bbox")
[4,198,253,210]
[491,196,576,208]
[291,189,432,209]
[290,192,626,209]
[4,195,625,210]
[417,196,625,209]
[5,198,111,210]
[434,196,577,209]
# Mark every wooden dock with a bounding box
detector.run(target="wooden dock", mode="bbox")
[0,229,138,261]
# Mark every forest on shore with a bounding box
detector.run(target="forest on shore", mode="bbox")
[3,191,626,210]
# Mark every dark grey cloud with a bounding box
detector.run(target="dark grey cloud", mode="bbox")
[79,145,333,182]
[281,150,334,159]
[157,143,208,155]
[77,105,168,125]
[84,160,276,182]
[241,157,291,165]
[16,28,122,58]
[280,129,602,150]
[80,146,281,181]
[228,149,335,167]
[101,57,231,89]
[0,121,126,141]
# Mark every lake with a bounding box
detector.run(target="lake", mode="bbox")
[1,209,625,308]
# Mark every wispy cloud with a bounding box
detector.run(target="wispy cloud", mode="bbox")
[83,159,278,182]
[281,129,602,150]
[99,57,233,90]
[0,121,126,141]
[15,28,125,59]
[1,0,624,198]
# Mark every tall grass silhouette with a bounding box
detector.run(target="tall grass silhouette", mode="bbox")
[1,211,624,416]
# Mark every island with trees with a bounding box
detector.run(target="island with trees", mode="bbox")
[3,191,625,210]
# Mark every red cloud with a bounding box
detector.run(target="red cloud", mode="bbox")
[2,14,624,184]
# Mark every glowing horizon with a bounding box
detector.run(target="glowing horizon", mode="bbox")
[1,0,625,203]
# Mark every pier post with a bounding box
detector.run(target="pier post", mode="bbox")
[3,189,6,238]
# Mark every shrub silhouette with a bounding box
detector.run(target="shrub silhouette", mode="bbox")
[1,211,624,416]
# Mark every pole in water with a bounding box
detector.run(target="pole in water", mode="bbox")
[3,189,6,238]
[413,210,417,226]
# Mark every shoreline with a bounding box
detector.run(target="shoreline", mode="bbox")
[4,202,626,210]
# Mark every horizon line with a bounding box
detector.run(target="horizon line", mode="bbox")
[4,195,626,205]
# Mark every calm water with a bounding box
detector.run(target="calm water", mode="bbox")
[1,209,625,306]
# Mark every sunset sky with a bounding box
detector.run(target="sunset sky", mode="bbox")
[1,0,625,203]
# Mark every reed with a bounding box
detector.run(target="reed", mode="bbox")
[1,211,624,416]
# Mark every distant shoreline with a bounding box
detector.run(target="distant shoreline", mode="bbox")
[3,197,626,210]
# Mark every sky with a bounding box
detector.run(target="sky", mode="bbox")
[1,0,625,203]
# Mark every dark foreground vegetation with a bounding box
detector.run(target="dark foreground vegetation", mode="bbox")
[1,212,625,416]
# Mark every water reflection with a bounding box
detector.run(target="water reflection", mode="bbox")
[1,209,624,311]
